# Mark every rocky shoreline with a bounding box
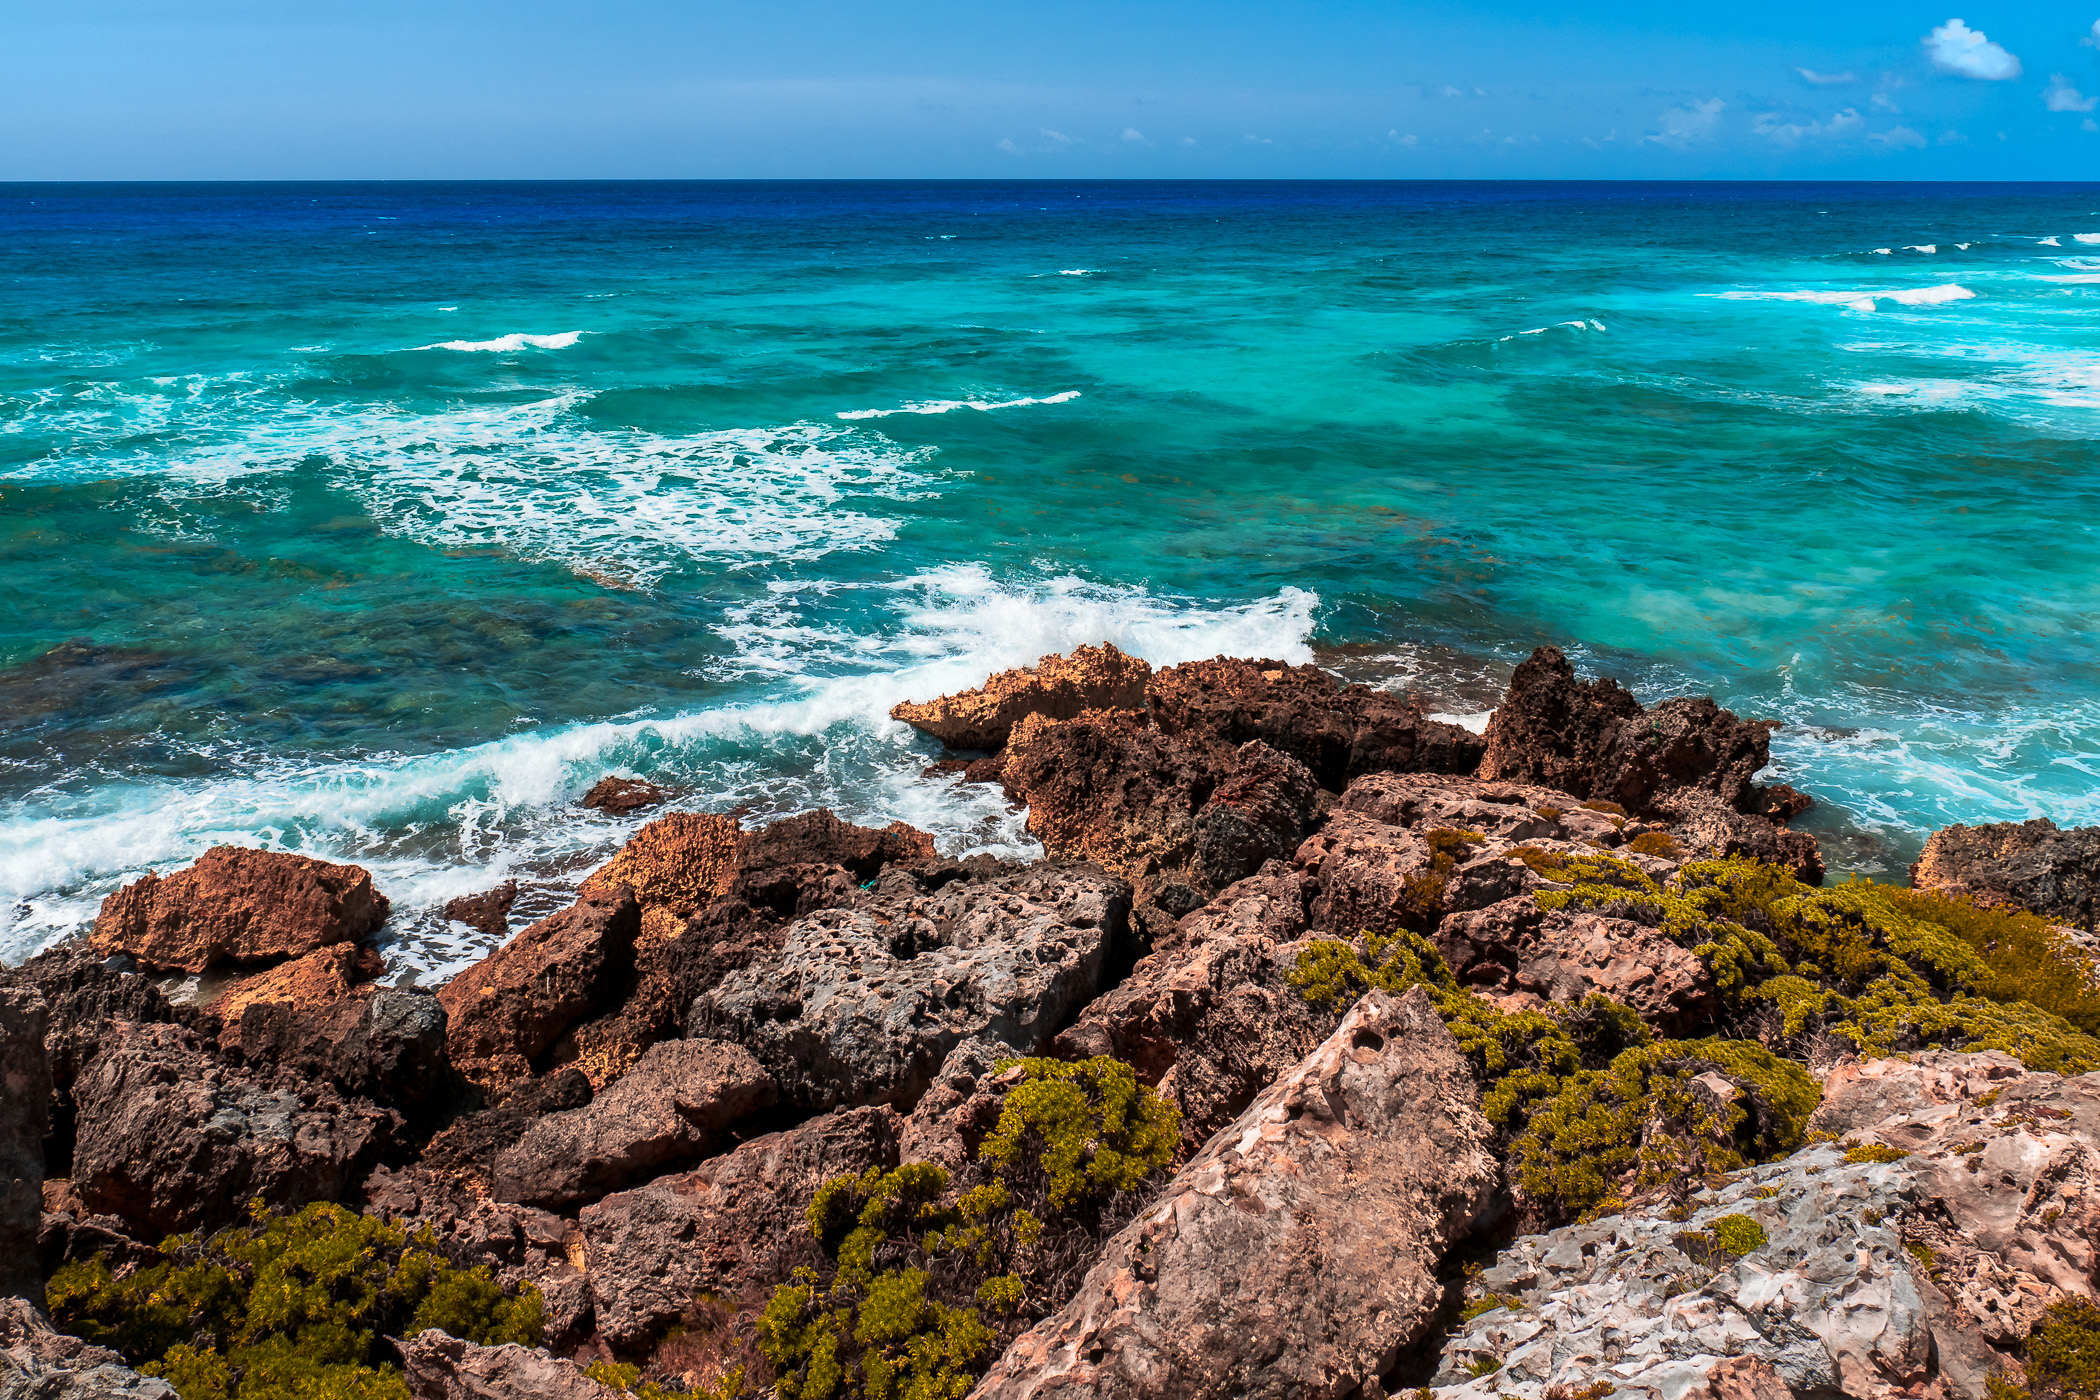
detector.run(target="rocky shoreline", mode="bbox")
[7,644,2100,1400]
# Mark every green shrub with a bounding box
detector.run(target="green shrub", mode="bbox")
[1709,1213,1767,1257]
[46,1200,542,1400]
[1844,1142,1910,1164]
[1627,831,1680,858]
[2026,1295,2100,1399]
[977,1057,1180,1210]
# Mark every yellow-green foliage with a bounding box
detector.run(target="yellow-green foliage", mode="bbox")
[587,1359,749,1400]
[1459,1294,1519,1322]
[765,1059,1177,1400]
[2025,1295,2100,1399]
[1627,831,1680,858]
[1538,855,2100,1074]
[47,1200,542,1400]
[1845,1143,1911,1164]
[1709,1213,1767,1256]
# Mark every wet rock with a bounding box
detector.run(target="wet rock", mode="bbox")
[577,810,742,944]
[891,642,1152,752]
[2,986,49,1305]
[1051,867,1328,1155]
[70,1020,398,1237]
[489,1038,776,1210]
[1186,741,1318,895]
[401,1330,618,1400]
[580,775,672,816]
[1475,644,1645,796]
[444,881,519,940]
[0,1297,177,1398]
[999,709,1214,886]
[1147,656,1484,791]
[90,845,390,974]
[1912,817,2100,931]
[691,862,1133,1116]
[973,986,1500,1400]
[1434,897,1717,1033]
[579,1104,904,1347]
[438,886,640,1096]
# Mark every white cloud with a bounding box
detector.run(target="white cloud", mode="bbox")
[2085,20,2100,49]
[1121,127,1151,144]
[1924,19,2021,80]
[996,139,1023,154]
[2045,75,2099,112]
[1180,136,1197,147]
[1798,68,1859,85]
[1388,130,1419,147]
[1040,128,1073,145]
[1244,134,1274,145]
[1938,129,1968,144]
[2089,118,2100,132]
[1872,93,1902,113]
[1753,107,1864,147]
[1868,125,1928,149]
[1646,97,1724,149]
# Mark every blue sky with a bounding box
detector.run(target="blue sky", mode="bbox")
[6,1,2100,179]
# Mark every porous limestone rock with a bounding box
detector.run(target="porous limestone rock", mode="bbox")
[576,810,743,945]
[220,979,449,1116]
[891,643,1153,752]
[401,1330,618,1400]
[438,885,640,1094]
[971,985,1500,1400]
[443,880,519,939]
[1185,741,1319,894]
[0,1297,177,1398]
[70,1019,397,1237]
[690,861,1132,1115]
[1476,645,1645,797]
[579,1104,904,1346]
[489,1038,776,1210]
[1912,817,2100,931]
[998,709,1216,886]
[1435,896,1717,1033]
[2,986,49,1304]
[90,845,389,973]
[580,775,671,816]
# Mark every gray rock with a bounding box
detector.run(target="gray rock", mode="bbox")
[2,987,49,1305]
[489,1038,776,1210]
[970,985,1501,1400]
[0,1297,178,1398]
[689,862,1133,1115]
[1434,896,1717,1033]
[400,1330,617,1400]
[1912,817,2100,931]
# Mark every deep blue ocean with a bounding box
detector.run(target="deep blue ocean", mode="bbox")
[6,180,2099,978]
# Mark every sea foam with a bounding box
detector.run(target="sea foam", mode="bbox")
[415,331,583,352]
[836,390,1080,420]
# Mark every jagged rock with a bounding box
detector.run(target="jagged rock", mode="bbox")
[2,987,49,1305]
[1186,741,1318,894]
[581,776,672,816]
[579,1104,905,1346]
[1912,817,2100,931]
[90,845,390,973]
[444,881,519,939]
[999,709,1215,886]
[438,886,639,1095]
[895,1039,1023,1175]
[207,942,381,1024]
[691,862,1133,1116]
[1592,694,1783,815]
[70,1020,397,1237]
[1435,897,1717,1033]
[577,810,742,944]
[489,1038,776,1210]
[0,1297,177,1398]
[891,643,1152,752]
[1051,866,1328,1154]
[401,1330,617,1400]
[417,1068,594,1187]
[0,940,196,1108]
[973,986,1500,1400]
[1146,656,1484,790]
[218,977,449,1116]
[730,809,938,916]
[1661,788,1825,885]
[1475,645,1644,795]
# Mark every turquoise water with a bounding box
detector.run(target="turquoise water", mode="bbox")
[6,180,2100,976]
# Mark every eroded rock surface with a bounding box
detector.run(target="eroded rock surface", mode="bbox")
[1,986,49,1304]
[1912,817,2100,932]
[892,643,1152,752]
[577,810,742,945]
[0,1297,177,1398]
[402,1330,617,1400]
[90,846,390,973]
[1435,897,1717,1033]
[581,775,672,816]
[972,985,1499,1400]
[692,861,1132,1115]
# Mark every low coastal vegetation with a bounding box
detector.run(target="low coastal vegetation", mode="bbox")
[46,1200,544,1399]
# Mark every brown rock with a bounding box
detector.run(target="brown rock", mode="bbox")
[218,977,449,1117]
[1186,741,1318,895]
[731,809,938,916]
[1,986,49,1306]
[0,1296,178,1398]
[1592,693,1784,816]
[581,775,672,816]
[1476,644,1644,796]
[1147,656,1483,791]
[1434,896,1717,1034]
[489,1038,777,1210]
[579,1105,904,1346]
[999,709,1212,885]
[1660,788,1825,885]
[416,1068,595,1187]
[891,643,1152,751]
[71,1020,397,1237]
[439,885,640,1096]
[90,845,389,973]
[971,986,1500,1400]
[579,810,742,945]
[1911,817,2100,931]
[401,1330,618,1400]
[207,941,380,1024]
[444,881,518,940]
[0,939,197,1106]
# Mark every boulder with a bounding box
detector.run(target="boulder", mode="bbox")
[218,978,449,1116]
[1660,788,1825,884]
[1912,817,2100,931]
[999,709,1215,887]
[444,881,519,939]
[1146,656,1484,790]
[972,986,1500,1400]
[0,1297,177,1398]
[0,939,196,1107]
[438,885,639,1095]
[579,1104,904,1346]
[2,986,49,1304]
[691,862,1133,1116]
[577,810,742,944]
[489,1038,776,1210]
[1474,645,1644,795]
[1434,896,1718,1034]
[580,775,672,816]
[730,808,938,915]
[416,1068,594,1188]
[1591,693,1783,816]
[401,1330,618,1400]
[90,845,389,973]
[70,1020,397,1237]
[891,643,1152,752]
[207,941,381,1024]
[1185,741,1318,895]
